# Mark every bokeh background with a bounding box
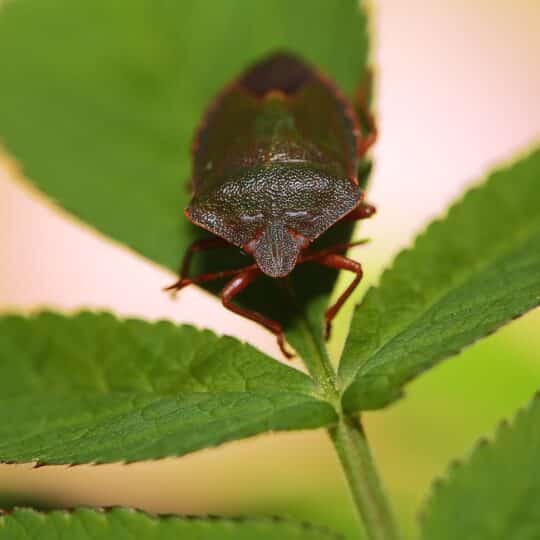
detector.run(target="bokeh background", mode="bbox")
[0,1,539,539]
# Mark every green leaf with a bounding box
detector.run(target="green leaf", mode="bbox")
[420,393,540,540]
[0,312,336,465]
[0,0,369,364]
[0,507,342,540]
[340,148,540,411]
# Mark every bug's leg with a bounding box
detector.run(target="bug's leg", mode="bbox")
[356,113,377,156]
[165,237,232,293]
[313,254,363,340]
[164,262,258,293]
[221,270,294,359]
[355,69,377,157]
[342,201,376,222]
[298,239,369,265]
[180,237,232,278]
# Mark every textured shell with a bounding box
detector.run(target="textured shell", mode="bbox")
[187,53,363,277]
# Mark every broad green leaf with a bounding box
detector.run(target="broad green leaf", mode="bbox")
[0,312,336,465]
[340,148,540,411]
[420,394,540,540]
[0,0,369,365]
[0,507,342,540]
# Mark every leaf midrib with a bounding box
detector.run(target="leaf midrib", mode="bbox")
[0,391,337,465]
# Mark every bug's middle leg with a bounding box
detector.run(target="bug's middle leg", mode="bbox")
[221,270,294,359]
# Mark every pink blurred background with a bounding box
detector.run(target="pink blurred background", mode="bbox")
[1,0,539,537]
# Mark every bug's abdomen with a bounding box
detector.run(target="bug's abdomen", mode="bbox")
[191,53,360,195]
[238,53,315,97]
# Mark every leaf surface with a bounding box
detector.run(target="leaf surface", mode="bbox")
[0,312,336,465]
[420,394,540,540]
[0,508,341,540]
[340,149,540,411]
[0,0,369,362]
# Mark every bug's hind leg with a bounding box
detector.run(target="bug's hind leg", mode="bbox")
[221,270,294,359]
[312,254,363,340]
[355,68,377,157]
[342,201,376,223]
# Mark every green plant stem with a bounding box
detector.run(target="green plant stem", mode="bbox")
[281,281,339,402]
[294,316,339,401]
[296,324,401,540]
[329,416,401,540]
[283,284,399,539]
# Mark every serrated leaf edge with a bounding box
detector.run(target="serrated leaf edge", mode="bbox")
[340,147,540,392]
[0,308,309,380]
[0,309,338,467]
[0,506,344,539]
[418,389,540,523]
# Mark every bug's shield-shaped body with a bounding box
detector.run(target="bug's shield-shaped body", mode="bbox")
[187,53,363,277]
[170,53,376,357]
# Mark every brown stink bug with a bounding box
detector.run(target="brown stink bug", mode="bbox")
[166,53,376,358]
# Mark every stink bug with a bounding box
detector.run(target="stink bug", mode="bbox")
[167,53,376,358]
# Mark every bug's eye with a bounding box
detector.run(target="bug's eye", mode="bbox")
[285,210,309,219]
[285,210,318,223]
[240,213,264,223]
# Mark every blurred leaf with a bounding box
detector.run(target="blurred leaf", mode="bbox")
[0,507,342,540]
[420,393,540,540]
[0,494,53,512]
[340,148,540,411]
[0,312,336,465]
[0,0,369,363]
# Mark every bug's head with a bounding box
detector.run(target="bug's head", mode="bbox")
[187,165,362,278]
[243,219,308,278]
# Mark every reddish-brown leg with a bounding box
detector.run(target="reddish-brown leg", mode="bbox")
[164,262,258,293]
[299,239,369,265]
[313,254,363,339]
[221,270,294,359]
[356,70,377,156]
[342,202,376,222]
[165,237,234,293]
[357,121,377,157]
[180,237,231,278]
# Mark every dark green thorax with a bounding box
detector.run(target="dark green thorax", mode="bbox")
[187,54,362,277]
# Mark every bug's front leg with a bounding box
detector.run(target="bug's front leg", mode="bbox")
[180,237,231,279]
[221,270,294,359]
[312,253,364,339]
[165,237,232,293]
[164,261,258,295]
